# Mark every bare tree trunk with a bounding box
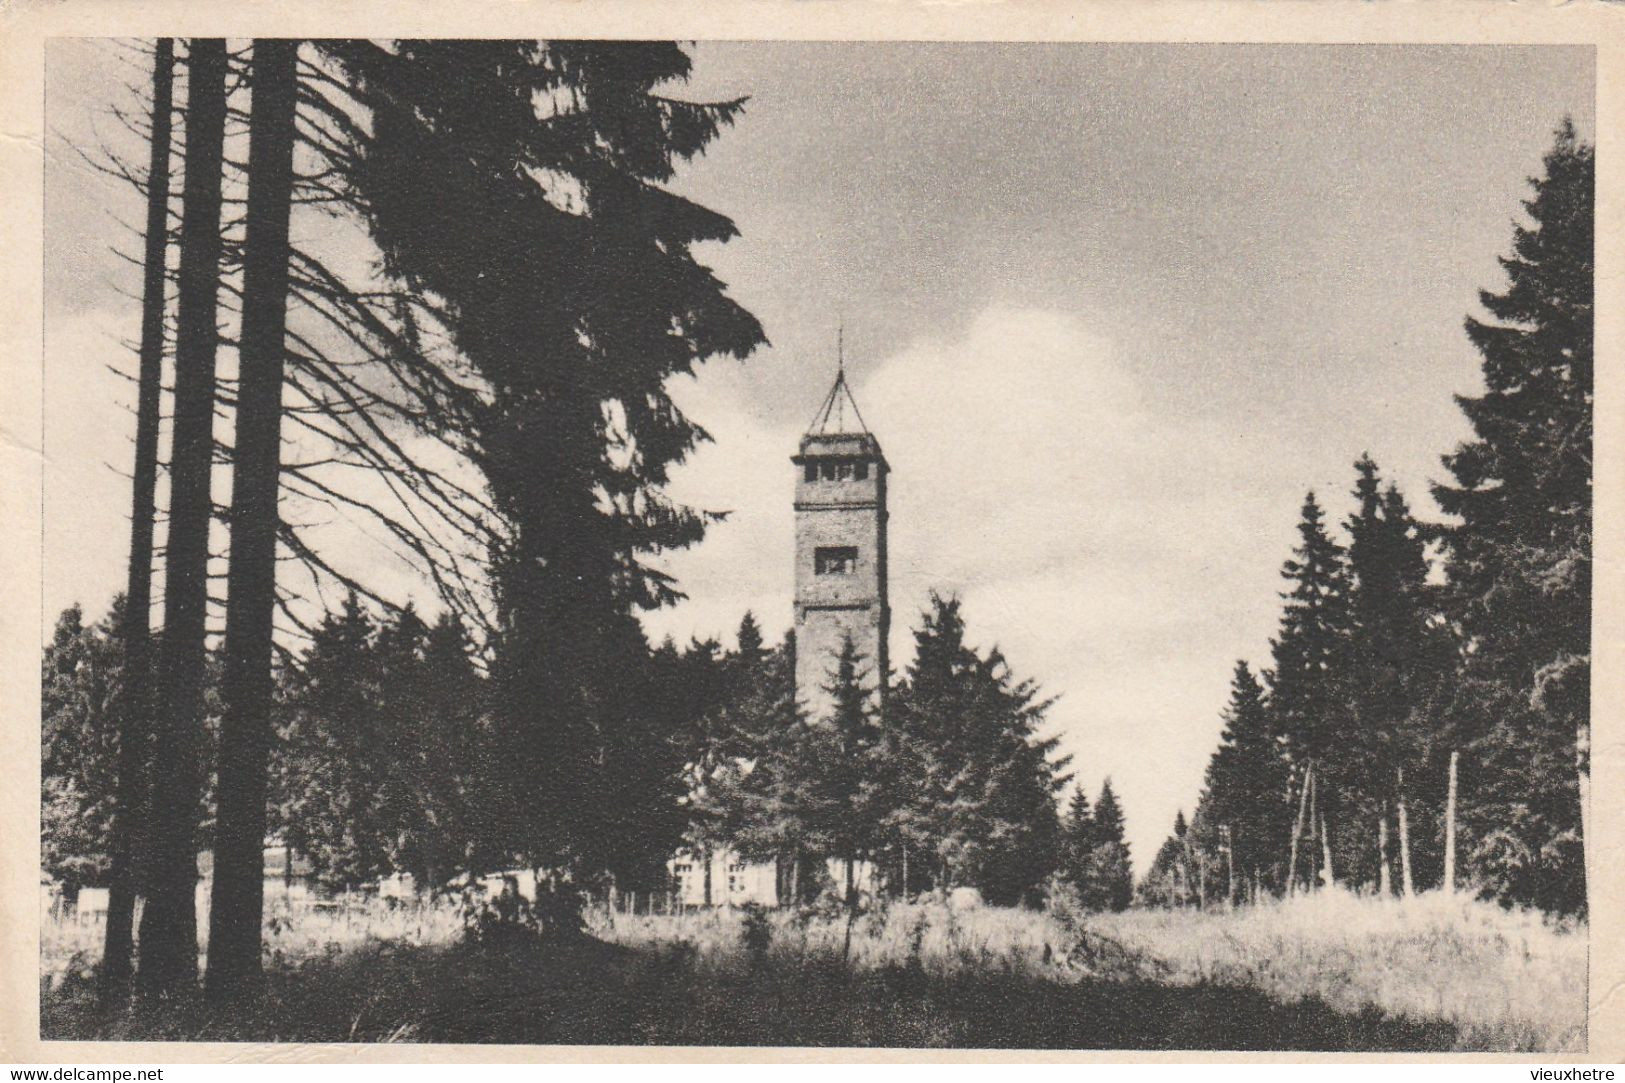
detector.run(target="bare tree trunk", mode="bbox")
[104,36,174,997]
[137,38,228,1001]
[1397,767,1415,897]
[703,846,713,907]
[1378,804,1392,897]
[1224,825,1236,908]
[207,38,300,1003]
[1443,750,1459,895]
[1288,761,1313,896]
[1319,811,1334,888]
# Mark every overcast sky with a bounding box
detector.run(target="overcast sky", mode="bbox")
[44,41,1593,866]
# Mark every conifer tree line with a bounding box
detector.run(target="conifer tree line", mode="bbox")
[1053,778,1135,912]
[1143,122,1592,917]
[45,590,1073,919]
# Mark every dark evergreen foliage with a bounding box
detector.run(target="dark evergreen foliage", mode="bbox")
[887,595,1070,905]
[1165,124,1591,914]
[42,603,126,899]
[1432,119,1592,915]
[321,40,767,880]
[1196,662,1290,895]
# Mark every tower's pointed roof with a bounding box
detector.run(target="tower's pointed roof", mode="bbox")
[805,367,871,437]
[796,329,885,465]
[805,326,873,437]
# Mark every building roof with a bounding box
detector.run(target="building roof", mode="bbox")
[806,367,871,438]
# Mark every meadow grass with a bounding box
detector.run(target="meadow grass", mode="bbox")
[40,889,1584,1051]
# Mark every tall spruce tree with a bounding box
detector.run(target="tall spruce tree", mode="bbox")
[328,41,766,879]
[1199,661,1290,896]
[104,38,174,993]
[1342,457,1449,893]
[208,37,302,1000]
[1433,120,1593,914]
[1058,783,1095,897]
[277,595,391,890]
[1087,778,1133,912]
[139,38,229,999]
[812,638,882,905]
[891,594,1069,901]
[1269,492,1352,892]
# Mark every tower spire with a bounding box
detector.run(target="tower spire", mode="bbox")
[806,326,871,436]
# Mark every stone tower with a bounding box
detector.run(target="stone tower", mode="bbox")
[792,367,888,723]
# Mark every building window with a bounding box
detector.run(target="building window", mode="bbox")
[816,546,858,575]
[808,459,869,482]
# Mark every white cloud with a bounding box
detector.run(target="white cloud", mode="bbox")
[647,304,1300,865]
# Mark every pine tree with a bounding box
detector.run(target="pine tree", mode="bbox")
[327,41,767,879]
[1086,778,1133,912]
[1058,784,1094,896]
[1199,661,1290,897]
[1433,120,1593,914]
[1139,810,1202,908]
[42,602,126,904]
[208,36,302,1000]
[104,38,174,992]
[890,594,1069,902]
[1342,457,1449,893]
[140,38,229,999]
[1269,492,1352,892]
[400,611,486,888]
[702,637,806,897]
[812,638,882,905]
[278,596,392,890]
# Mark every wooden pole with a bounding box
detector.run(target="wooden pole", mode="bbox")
[1443,750,1459,894]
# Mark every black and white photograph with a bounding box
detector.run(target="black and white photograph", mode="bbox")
[7,6,1613,1059]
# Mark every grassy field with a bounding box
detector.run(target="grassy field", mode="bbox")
[41,889,1585,1051]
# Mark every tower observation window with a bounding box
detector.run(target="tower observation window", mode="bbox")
[816,546,858,575]
[815,460,865,482]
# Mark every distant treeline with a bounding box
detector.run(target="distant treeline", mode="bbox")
[1141,123,1592,917]
[45,594,1102,909]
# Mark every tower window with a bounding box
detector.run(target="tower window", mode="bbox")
[815,546,858,575]
[805,463,817,483]
[855,461,869,480]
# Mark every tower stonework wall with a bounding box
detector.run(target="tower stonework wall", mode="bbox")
[792,431,889,723]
